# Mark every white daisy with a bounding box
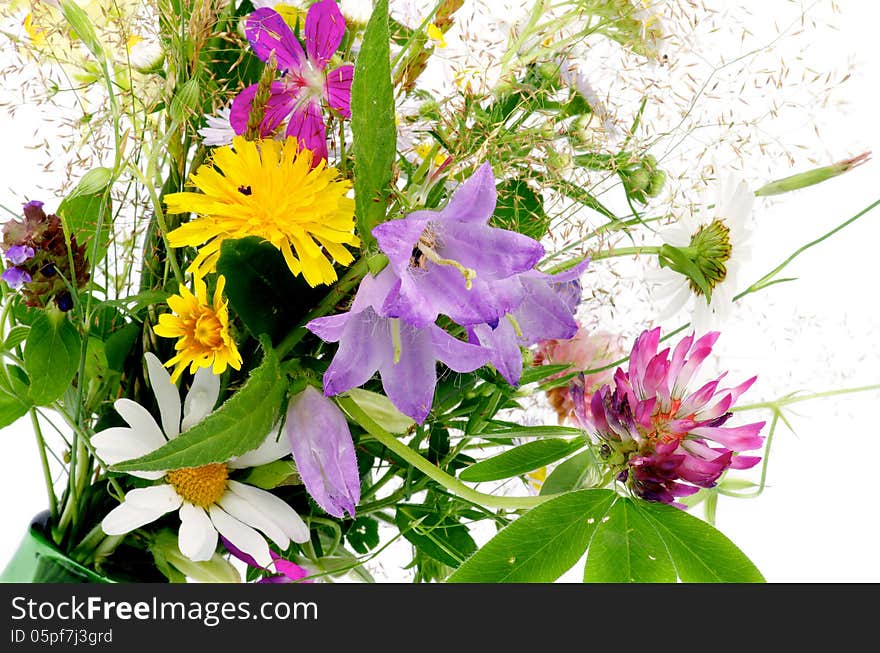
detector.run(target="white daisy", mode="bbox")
[197,105,236,148]
[94,353,309,568]
[648,173,755,332]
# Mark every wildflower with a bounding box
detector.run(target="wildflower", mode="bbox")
[230,3,353,162]
[1,200,89,311]
[649,173,754,331]
[222,536,312,583]
[306,268,489,423]
[467,260,588,386]
[372,162,544,328]
[197,105,236,147]
[534,325,626,424]
[571,328,764,507]
[163,135,357,285]
[285,386,360,519]
[153,275,242,383]
[95,354,310,567]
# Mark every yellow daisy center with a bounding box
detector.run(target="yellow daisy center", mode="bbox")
[165,463,229,508]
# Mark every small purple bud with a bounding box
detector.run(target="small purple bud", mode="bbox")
[2,267,32,290]
[55,291,73,312]
[41,263,56,278]
[5,245,34,265]
[285,386,361,519]
[22,200,45,221]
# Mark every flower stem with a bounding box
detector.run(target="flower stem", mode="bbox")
[588,245,662,261]
[732,384,880,413]
[337,396,548,511]
[29,409,58,523]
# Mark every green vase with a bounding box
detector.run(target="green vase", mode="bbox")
[0,511,113,583]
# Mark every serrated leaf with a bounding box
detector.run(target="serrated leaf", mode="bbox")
[23,311,82,406]
[540,449,603,495]
[351,0,395,249]
[459,438,585,482]
[112,348,284,472]
[583,498,676,582]
[491,178,550,240]
[446,489,617,583]
[396,505,477,568]
[634,499,765,582]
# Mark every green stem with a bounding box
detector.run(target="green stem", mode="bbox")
[733,384,880,413]
[338,396,548,510]
[588,245,661,261]
[29,410,58,523]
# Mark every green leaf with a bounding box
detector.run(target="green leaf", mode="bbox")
[59,0,105,61]
[57,168,113,266]
[633,499,765,582]
[396,505,477,568]
[582,498,676,582]
[480,424,584,439]
[459,438,585,482]
[0,369,31,429]
[446,489,617,583]
[346,516,380,555]
[23,311,82,406]
[1,326,30,352]
[518,363,571,385]
[238,459,300,490]
[112,348,284,472]
[103,322,140,371]
[540,449,604,495]
[216,236,319,345]
[351,0,395,250]
[491,178,550,240]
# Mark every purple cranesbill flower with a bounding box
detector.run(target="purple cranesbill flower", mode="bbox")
[221,536,312,583]
[1,267,32,290]
[467,259,589,386]
[372,163,545,328]
[230,2,353,162]
[286,385,361,519]
[5,245,34,265]
[571,327,764,508]
[306,268,490,423]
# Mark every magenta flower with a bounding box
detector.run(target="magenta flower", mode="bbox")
[372,163,545,328]
[571,328,764,507]
[221,536,312,583]
[230,2,352,162]
[286,386,361,519]
[306,268,490,423]
[467,259,588,386]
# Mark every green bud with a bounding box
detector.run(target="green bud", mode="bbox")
[626,168,651,193]
[68,167,113,199]
[58,0,105,62]
[170,78,201,124]
[345,388,415,434]
[647,169,666,197]
[754,152,871,196]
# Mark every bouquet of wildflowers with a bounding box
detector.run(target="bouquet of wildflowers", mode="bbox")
[0,0,874,584]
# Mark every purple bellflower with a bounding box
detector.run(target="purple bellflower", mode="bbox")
[230,2,352,162]
[372,163,545,328]
[286,385,361,519]
[468,259,589,386]
[306,268,490,424]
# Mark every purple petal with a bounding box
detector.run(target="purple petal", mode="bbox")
[305,0,346,69]
[221,535,263,569]
[689,422,765,451]
[305,312,351,343]
[324,64,353,117]
[5,245,34,265]
[286,386,361,519]
[468,321,522,386]
[246,8,306,73]
[2,267,31,289]
[437,222,544,280]
[378,322,437,424]
[441,162,498,223]
[286,101,328,162]
[429,324,490,373]
[22,200,45,221]
[270,555,312,582]
[322,308,389,396]
[513,272,581,344]
[229,81,296,136]
[372,215,431,277]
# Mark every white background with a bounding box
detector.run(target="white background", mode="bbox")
[0,1,878,582]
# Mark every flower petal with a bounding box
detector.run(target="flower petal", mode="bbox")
[228,428,291,469]
[145,352,181,439]
[305,0,346,68]
[181,365,220,431]
[208,504,272,568]
[322,308,389,396]
[378,322,436,423]
[286,102,328,163]
[178,502,218,561]
[246,8,306,73]
[229,81,296,137]
[437,222,544,280]
[324,64,353,117]
[113,398,167,447]
[101,485,182,536]
[218,489,289,548]
[227,480,310,544]
[441,162,497,223]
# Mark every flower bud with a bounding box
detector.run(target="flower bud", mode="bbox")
[754,152,871,196]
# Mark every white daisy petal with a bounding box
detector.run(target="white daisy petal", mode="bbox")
[145,352,182,439]
[101,485,182,535]
[228,428,290,469]
[182,366,221,431]
[227,480,310,544]
[178,502,218,561]
[208,505,272,568]
[217,491,289,549]
[92,427,156,466]
[113,398,167,448]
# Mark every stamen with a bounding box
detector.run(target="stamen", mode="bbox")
[390,318,403,365]
[416,242,477,289]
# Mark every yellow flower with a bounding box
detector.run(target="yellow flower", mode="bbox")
[426,23,446,48]
[164,136,359,287]
[153,275,242,383]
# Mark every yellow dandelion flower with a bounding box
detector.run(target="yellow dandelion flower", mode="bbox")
[153,275,243,383]
[164,136,359,287]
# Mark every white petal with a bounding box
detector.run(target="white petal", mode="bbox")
[228,427,290,469]
[113,398,167,447]
[145,352,182,439]
[208,505,272,568]
[228,480,310,544]
[182,366,221,431]
[217,491,289,549]
[658,286,692,321]
[178,502,218,561]
[92,427,156,466]
[101,485,181,535]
